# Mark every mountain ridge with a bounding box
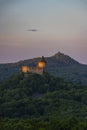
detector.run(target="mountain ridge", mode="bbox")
[51,51,79,65]
[0,52,87,84]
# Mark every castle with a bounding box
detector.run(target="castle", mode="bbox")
[21,56,46,75]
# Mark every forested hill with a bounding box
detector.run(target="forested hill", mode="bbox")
[0,72,69,118]
[0,73,87,129]
[0,52,87,85]
[0,72,87,119]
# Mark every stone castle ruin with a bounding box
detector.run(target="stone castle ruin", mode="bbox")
[21,56,46,75]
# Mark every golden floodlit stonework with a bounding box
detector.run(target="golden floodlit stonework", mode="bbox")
[21,56,46,75]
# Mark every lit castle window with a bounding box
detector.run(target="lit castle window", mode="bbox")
[37,56,46,68]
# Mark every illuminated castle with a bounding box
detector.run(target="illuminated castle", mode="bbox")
[21,56,46,75]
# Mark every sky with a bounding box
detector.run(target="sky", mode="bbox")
[0,0,87,64]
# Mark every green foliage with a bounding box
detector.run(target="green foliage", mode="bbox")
[0,117,87,130]
[0,72,87,129]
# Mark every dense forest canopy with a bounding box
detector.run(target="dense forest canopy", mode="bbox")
[0,72,87,129]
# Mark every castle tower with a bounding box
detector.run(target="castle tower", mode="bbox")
[37,56,46,73]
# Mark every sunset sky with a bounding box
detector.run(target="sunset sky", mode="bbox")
[0,0,87,64]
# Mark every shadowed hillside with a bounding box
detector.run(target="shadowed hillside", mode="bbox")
[0,52,87,85]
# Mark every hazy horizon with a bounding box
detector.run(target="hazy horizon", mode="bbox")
[0,0,87,64]
[0,51,86,65]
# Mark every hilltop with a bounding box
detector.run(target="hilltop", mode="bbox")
[0,52,87,84]
[52,52,79,65]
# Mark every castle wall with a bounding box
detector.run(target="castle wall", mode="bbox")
[28,67,43,75]
[21,56,46,75]
[21,66,44,75]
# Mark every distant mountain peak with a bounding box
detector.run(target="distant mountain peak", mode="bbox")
[52,51,79,65]
[53,51,70,59]
[54,51,65,58]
